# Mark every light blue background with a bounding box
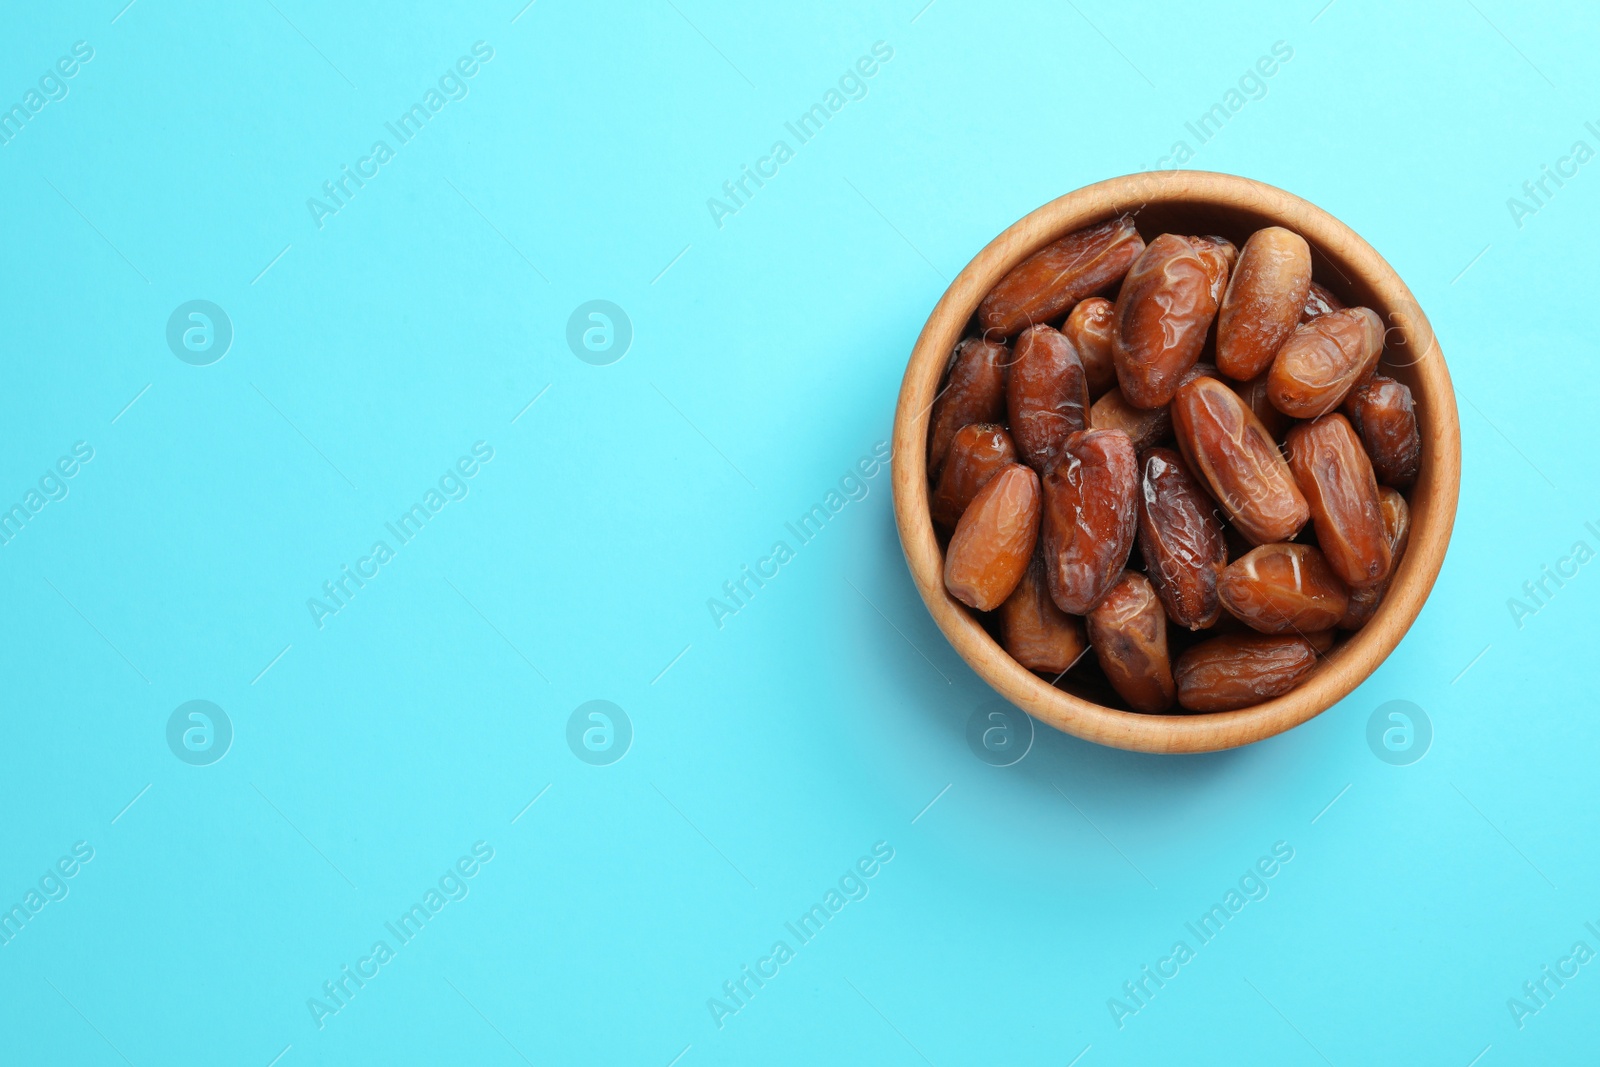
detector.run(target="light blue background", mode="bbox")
[1,0,1596,1063]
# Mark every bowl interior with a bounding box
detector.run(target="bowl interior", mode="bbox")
[892,171,1459,754]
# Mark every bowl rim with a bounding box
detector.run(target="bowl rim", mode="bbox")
[890,170,1461,755]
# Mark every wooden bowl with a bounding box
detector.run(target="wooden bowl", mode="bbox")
[891,171,1460,754]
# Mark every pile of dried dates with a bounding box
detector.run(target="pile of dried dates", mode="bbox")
[930,216,1420,713]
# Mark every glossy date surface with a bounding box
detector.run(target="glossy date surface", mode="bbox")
[1041,429,1138,614]
[1217,226,1312,381]
[1087,571,1176,713]
[1172,375,1309,545]
[978,216,1145,338]
[1063,297,1118,398]
[944,463,1040,611]
[1286,413,1392,589]
[1268,307,1384,419]
[1000,554,1089,674]
[1112,234,1220,410]
[1007,324,1090,472]
[1339,486,1411,629]
[1218,542,1350,634]
[1344,374,1421,489]
[1174,633,1320,712]
[931,423,1016,530]
[928,337,1008,477]
[1136,447,1227,630]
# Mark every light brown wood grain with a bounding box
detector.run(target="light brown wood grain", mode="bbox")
[891,171,1460,755]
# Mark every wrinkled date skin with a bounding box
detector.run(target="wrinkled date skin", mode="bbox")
[928,338,1008,477]
[1174,633,1320,712]
[1340,487,1411,629]
[1171,376,1309,545]
[1344,374,1421,489]
[1300,280,1345,322]
[1090,363,1217,453]
[1063,297,1118,398]
[1286,414,1392,589]
[1113,234,1221,409]
[1268,307,1385,419]
[1218,542,1350,634]
[978,216,1146,338]
[931,423,1016,530]
[1041,429,1138,614]
[1087,571,1176,713]
[1000,554,1089,674]
[944,464,1040,611]
[1007,324,1090,472]
[1217,227,1312,381]
[1137,447,1227,630]
[1188,235,1238,306]
[1230,372,1292,441]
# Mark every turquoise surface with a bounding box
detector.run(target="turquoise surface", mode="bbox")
[1,1,1596,1063]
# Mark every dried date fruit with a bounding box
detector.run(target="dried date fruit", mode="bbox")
[1063,297,1118,397]
[1112,233,1221,409]
[978,216,1146,338]
[1217,227,1312,381]
[1218,543,1350,634]
[1268,307,1384,419]
[1000,554,1089,674]
[1189,235,1239,305]
[1007,324,1090,472]
[1090,388,1170,452]
[1344,374,1420,489]
[1041,429,1138,614]
[1286,414,1392,588]
[1136,447,1227,630]
[928,338,1008,477]
[1378,486,1411,563]
[944,464,1040,611]
[1087,571,1176,713]
[1300,280,1345,321]
[931,423,1016,530]
[1088,362,1217,453]
[1230,372,1292,440]
[1336,591,1375,631]
[1171,376,1309,545]
[1174,633,1320,712]
[1339,487,1411,629]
